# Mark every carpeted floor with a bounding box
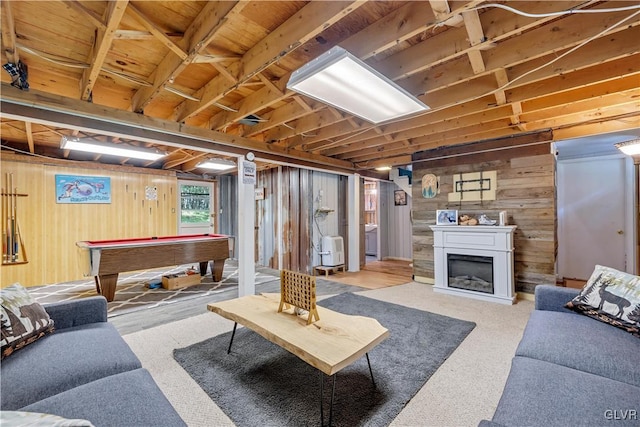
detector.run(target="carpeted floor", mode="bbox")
[173,292,476,427]
[122,283,535,426]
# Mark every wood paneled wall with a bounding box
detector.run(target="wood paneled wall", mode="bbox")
[254,167,315,273]
[1,154,177,287]
[411,132,556,294]
[255,167,345,273]
[383,181,413,260]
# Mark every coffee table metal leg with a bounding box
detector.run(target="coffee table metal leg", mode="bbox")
[329,374,336,426]
[319,372,337,427]
[227,322,237,354]
[366,352,376,387]
[320,371,324,426]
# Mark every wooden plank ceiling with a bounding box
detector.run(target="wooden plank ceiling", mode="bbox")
[1,1,639,175]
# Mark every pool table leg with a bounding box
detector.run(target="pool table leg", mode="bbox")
[211,260,225,282]
[198,261,209,277]
[94,274,118,302]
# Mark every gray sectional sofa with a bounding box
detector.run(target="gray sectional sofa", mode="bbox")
[482,285,640,427]
[1,296,185,427]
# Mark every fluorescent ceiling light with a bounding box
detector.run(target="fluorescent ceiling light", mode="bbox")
[61,136,166,161]
[375,166,392,171]
[614,139,640,155]
[287,46,429,124]
[197,158,236,171]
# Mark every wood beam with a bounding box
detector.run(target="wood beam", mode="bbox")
[113,30,183,40]
[323,65,639,159]
[376,1,600,82]
[177,1,366,122]
[80,0,129,101]
[411,130,553,164]
[180,153,209,172]
[0,84,355,172]
[552,114,640,141]
[24,122,35,153]
[1,1,18,63]
[231,1,482,143]
[207,74,290,129]
[462,9,486,74]
[127,3,187,61]
[346,35,640,152]
[61,0,107,31]
[259,0,590,148]
[193,53,241,64]
[131,1,249,113]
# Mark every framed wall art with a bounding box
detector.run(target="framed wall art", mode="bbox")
[394,190,407,206]
[436,209,458,225]
[55,175,111,204]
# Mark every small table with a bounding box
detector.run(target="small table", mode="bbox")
[313,264,346,277]
[208,293,389,426]
[76,234,230,302]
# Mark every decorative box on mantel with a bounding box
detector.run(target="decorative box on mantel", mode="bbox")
[430,225,517,305]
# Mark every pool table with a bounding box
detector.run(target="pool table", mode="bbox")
[76,234,231,302]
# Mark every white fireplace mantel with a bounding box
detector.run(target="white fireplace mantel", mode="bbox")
[430,225,517,304]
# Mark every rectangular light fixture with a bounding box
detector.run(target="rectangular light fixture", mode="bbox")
[614,139,640,155]
[61,136,166,161]
[196,158,236,171]
[287,46,429,124]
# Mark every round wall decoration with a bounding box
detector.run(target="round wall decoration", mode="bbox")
[422,173,438,198]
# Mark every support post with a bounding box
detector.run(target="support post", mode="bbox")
[347,174,360,272]
[237,156,256,296]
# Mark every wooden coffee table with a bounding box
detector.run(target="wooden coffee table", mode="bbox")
[207,293,389,426]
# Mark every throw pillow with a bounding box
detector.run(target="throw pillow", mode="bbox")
[0,411,95,427]
[565,265,640,337]
[1,283,55,359]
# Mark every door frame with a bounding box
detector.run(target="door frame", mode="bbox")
[177,179,216,235]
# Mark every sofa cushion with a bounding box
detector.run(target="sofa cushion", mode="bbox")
[566,265,640,337]
[1,283,54,360]
[1,322,141,410]
[515,310,640,388]
[21,368,186,427]
[492,356,640,427]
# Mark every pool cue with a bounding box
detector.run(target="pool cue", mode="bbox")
[5,173,13,262]
[9,173,16,261]
[2,174,6,261]
[7,176,11,261]
[12,177,19,260]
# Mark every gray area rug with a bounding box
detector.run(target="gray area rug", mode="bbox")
[173,292,476,427]
[29,260,281,317]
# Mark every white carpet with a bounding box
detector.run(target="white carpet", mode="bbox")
[122,282,534,427]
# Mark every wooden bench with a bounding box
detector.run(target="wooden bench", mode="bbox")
[313,264,345,277]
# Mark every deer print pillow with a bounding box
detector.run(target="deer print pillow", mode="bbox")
[1,283,55,359]
[566,265,640,337]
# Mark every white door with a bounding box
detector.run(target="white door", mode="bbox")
[557,156,631,280]
[178,180,214,235]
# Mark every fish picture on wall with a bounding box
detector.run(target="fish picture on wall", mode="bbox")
[55,175,111,204]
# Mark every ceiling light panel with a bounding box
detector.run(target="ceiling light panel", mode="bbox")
[287,46,429,124]
[61,136,166,161]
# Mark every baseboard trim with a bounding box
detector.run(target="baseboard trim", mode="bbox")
[518,292,534,302]
[414,275,434,285]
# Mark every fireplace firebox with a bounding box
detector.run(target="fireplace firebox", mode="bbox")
[430,225,517,304]
[447,254,494,294]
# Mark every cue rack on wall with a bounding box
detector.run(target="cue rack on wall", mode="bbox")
[2,173,28,265]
